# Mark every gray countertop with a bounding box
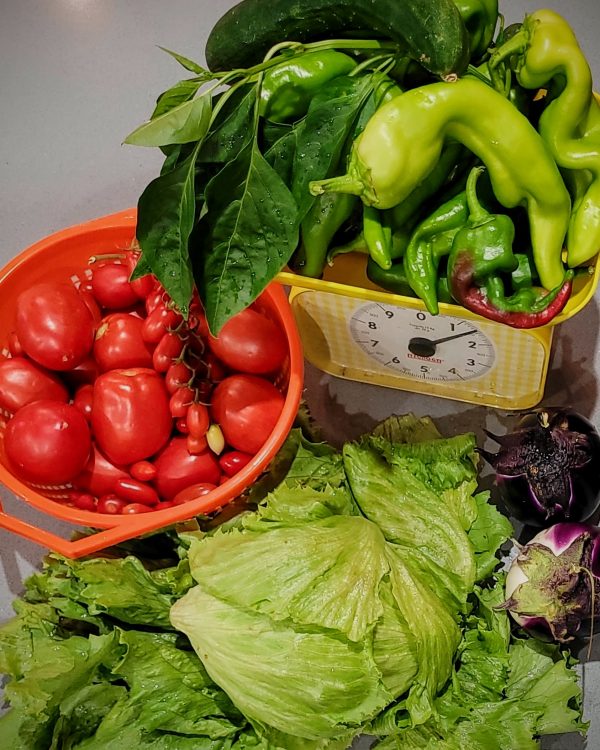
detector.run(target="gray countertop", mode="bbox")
[1,1,600,747]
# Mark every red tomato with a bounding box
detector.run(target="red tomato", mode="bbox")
[210,374,284,454]
[91,368,172,465]
[122,503,152,514]
[165,361,193,394]
[73,384,94,422]
[152,332,185,373]
[172,482,217,505]
[71,492,97,512]
[97,494,127,514]
[4,400,91,484]
[93,313,154,372]
[145,289,167,315]
[186,433,208,455]
[219,450,254,477]
[0,357,69,414]
[73,443,130,497]
[141,306,183,344]
[153,436,221,500]
[125,252,157,300]
[169,386,195,418]
[113,477,159,506]
[91,261,141,310]
[15,282,96,370]
[186,402,209,438]
[129,460,157,482]
[207,307,288,374]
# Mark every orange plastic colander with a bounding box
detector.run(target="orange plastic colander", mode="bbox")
[0,209,304,558]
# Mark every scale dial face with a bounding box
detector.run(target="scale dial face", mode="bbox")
[349,303,496,382]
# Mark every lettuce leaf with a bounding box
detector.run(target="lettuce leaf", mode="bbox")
[0,628,122,750]
[370,576,586,750]
[343,439,476,611]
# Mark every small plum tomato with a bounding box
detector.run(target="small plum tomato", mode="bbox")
[152,332,185,373]
[121,503,152,514]
[141,306,183,344]
[113,477,160,506]
[219,450,254,477]
[172,482,217,505]
[96,494,127,515]
[129,460,157,482]
[186,402,209,438]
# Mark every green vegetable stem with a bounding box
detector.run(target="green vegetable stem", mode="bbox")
[489,8,600,269]
[447,167,574,328]
[310,76,571,293]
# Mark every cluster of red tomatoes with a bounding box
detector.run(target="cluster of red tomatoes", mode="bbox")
[0,250,289,514]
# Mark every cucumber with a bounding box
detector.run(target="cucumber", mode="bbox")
[205,0,470,79]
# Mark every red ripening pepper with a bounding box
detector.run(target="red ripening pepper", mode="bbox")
[448,167,573,328]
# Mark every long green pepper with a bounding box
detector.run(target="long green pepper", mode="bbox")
[489,9,600,268]
[259,50,357,122]
[310,76,571,292]
[454,0,499,61]
[403,189,470,313]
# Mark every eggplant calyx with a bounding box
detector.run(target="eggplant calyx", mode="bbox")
[481,418,594,510]
[505,537,595,642]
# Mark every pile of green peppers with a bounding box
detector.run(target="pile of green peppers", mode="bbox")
[267,3,598,329]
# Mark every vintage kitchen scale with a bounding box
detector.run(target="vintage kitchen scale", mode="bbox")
[277,250,600,410]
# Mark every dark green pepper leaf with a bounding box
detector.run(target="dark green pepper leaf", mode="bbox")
[135,143,201,315]
[151,79,203,120]
[198,85,256,164]
[129,251,153,281]
[291,75,374,221]
[199,139,298,333]
[157,46,209,76]
[265,126,298,186]
[124,94,212,147]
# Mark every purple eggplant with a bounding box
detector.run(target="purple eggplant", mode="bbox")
[502,522,600,643]
[480,408,600,527]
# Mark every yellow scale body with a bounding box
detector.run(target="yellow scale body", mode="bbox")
[278,251,600,410]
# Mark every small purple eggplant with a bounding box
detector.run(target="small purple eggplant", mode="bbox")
[502,522,600,643]
[480,408,600,527]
